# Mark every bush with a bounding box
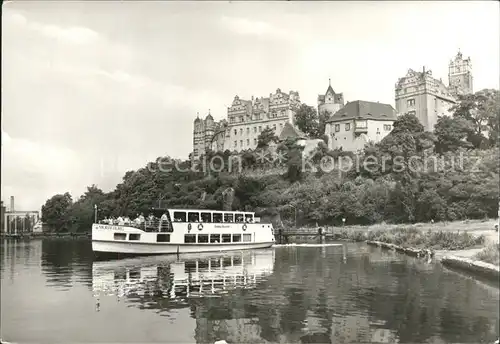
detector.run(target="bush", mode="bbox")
[474,244,500,266]
[369,227,485,250]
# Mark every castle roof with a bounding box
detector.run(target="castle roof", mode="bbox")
[318,80,343,101]
[326,100,397,123]
[194,112,201,123]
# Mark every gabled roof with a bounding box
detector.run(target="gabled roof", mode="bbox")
[279,122,307,140]
[325,84,335,96]
[326,100,397,123]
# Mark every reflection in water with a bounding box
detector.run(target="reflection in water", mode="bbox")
[92,250,275,304]
[1,239,499,344]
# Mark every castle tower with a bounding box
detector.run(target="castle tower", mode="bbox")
[448,50,473,96]
[317,79,345,117]
[192,113,204,160]
[203,110,215,152]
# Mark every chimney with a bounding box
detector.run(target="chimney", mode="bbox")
[10,196,14,212]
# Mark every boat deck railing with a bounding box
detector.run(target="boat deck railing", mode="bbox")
[97,220,171,232]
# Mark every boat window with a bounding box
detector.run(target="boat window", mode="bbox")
[242,233,252,242]
[173,212,186,222]
[233,256,242,265]
[201,212,212,223]
[224,213,234,222]
[114,233,127,240]
[185,261,196,271]
[184,234,196,243]
[235,213,244,223]
[175,285,188,298]
[129,233,141,241]
[188,212,200,222]
[114,271,126,280]
[198,234,209,243]
[209,234,221,243]
[245,214,253,223]
[232,234,241,242]
[222,257,232,267]
[157,234,170,242]
[129,268,141,280]
[198,259,209,269]
[221,234,231,243]
[210,258,221,268]
[213,212,223,223]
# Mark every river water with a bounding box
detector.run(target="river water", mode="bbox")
[1,239,498,343]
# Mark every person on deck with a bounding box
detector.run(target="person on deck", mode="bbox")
[159,213,169,232]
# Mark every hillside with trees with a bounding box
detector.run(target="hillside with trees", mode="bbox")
[41,89,500,232]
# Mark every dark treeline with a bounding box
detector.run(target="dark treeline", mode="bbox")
[41,89,499,232]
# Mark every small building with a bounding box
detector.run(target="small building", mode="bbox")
[1,196,40,234]
[278,121,307,146]
[325,100,397,152]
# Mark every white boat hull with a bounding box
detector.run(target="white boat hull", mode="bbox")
[92,240,274,255]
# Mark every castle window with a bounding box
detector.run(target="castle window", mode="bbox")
[280,123,283,129]
[234,141,237,148]
[240,116,244,122]
[253,127,257,133]
[254,138,257,145]
[407,99,415,107]
[384,124,392,131]
[335,124,340,132]
[240,140,243,147]
[246,139,250,146]
[247,128,250,135]
[273,124,276,131]
[259,126,262,132]
[240,129,243,135]
[234,129,237,136]
[407,110,416,116]
[345,123,350,131]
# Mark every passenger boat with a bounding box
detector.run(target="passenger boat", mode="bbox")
[91,208,275,256]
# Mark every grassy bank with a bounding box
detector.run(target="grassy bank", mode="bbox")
[334,225,487,251]
[475,244,500,266]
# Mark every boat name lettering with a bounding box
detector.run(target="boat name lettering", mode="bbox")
[96,225,124,230]
[214,225,231,229]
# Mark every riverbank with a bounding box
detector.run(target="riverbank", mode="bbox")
[356,221,499,283]
[1,232,90,239]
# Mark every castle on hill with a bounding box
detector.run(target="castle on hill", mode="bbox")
[192,50,474,157]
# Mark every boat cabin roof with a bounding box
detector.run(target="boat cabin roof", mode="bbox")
[166,209,255,215]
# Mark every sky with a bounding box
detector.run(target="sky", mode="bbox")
[2,1,499,211]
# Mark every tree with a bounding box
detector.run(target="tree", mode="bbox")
[257,127,278,149]
[295,104,320,137]
[451,89,499,148]
[286,146,304,183]
[41,193,73,232]
[318,110,332,138]
[434,116,473,153]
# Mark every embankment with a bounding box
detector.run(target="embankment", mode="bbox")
[440,255,499,283]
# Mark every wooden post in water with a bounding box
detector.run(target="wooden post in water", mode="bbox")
[342,244,347,263]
